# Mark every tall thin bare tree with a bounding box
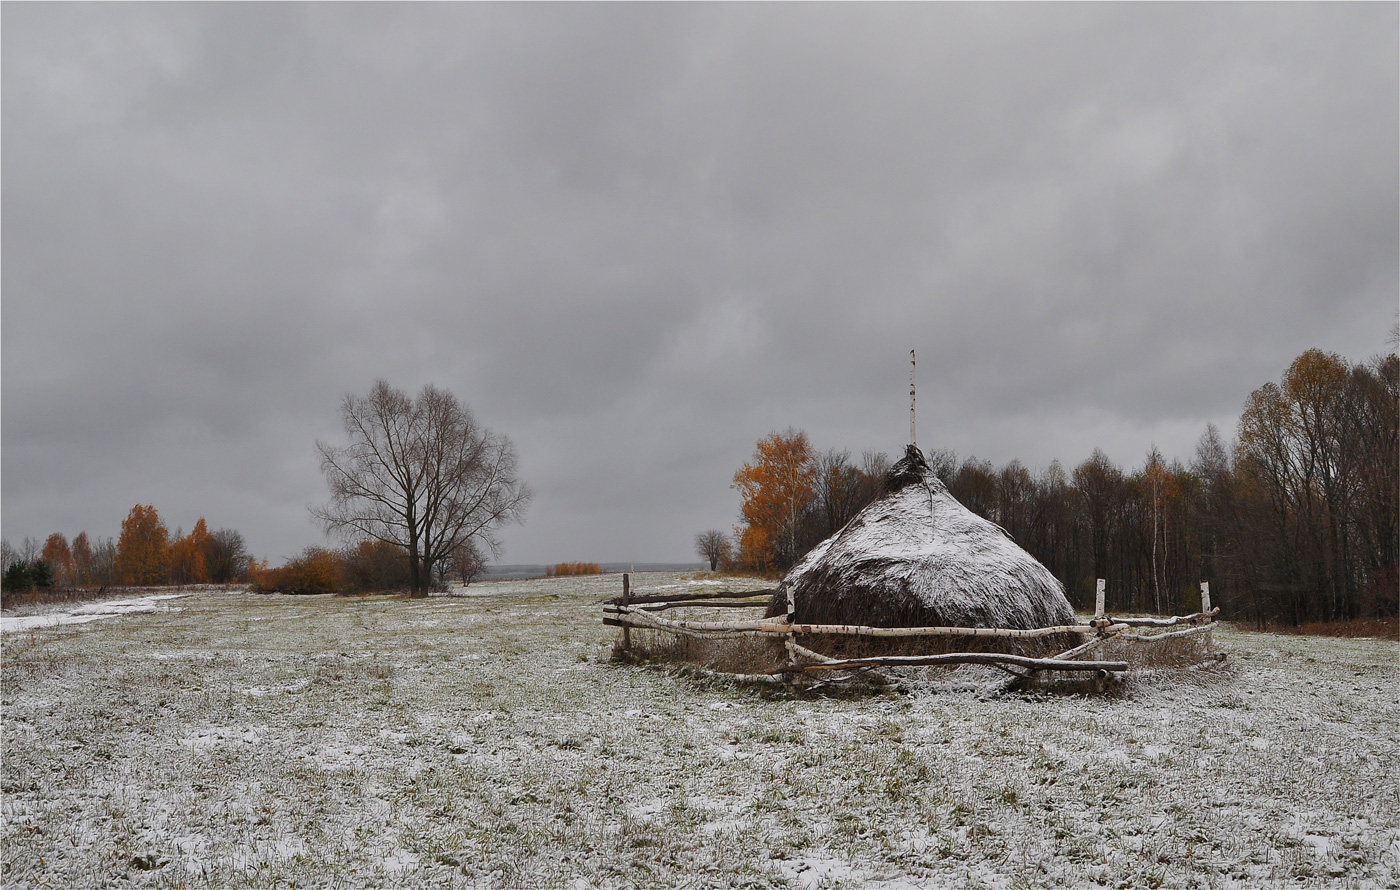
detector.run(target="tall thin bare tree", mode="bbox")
[312,380,532,597]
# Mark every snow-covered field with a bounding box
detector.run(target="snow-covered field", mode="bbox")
[2,573,1396,888]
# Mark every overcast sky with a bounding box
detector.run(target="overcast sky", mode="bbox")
[4,4,1396,566]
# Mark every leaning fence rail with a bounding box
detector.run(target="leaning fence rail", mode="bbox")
[604,574,1223,683]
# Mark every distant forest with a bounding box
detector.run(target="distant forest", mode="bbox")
[1,507,253,592]
[720,347,1398,628]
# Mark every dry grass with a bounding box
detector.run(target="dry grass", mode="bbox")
[615,628,789,676]
[1275,618,1398,641]
[1090,628,1222,670]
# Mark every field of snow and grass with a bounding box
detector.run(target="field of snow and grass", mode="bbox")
[2,573,1396,889]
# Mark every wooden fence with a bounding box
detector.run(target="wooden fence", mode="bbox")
[604,574,1222,682]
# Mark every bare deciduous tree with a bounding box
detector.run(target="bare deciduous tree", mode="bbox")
[694,530,730,571]
[89,537,119,587]
[448,539,487,586]
[206,528,251,583]
[312,380,532,597]
[0,539,17,577]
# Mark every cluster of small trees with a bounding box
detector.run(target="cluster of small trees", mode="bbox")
[705,347,1397,628]
[697,431,891,574]
[1,506,252,592]
[249,539,486,596]
[1220,349,1397,625]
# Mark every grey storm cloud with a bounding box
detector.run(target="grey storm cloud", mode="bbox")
[3,3,1396,564]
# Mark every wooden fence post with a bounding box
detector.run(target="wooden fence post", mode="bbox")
[1200,581,1211,617]
[622,573,631,652]
[785,585,797,669]
[1095,579,1106,620]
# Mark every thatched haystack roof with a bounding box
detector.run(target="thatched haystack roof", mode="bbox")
[774,446,1077,647]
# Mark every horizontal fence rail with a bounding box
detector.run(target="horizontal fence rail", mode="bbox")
[793,653,1131,673]
[601,588,777,607]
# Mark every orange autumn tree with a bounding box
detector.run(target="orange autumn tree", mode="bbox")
[41,533,75,587]
[170,518,212,586]
[117,505,171,586]
[731,429,818,573]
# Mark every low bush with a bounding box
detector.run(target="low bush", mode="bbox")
[341,540,412,593]
[250,547,344,595]
[546,563,602,577]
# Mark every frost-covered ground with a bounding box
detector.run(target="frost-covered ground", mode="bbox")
[2,573,1396,889]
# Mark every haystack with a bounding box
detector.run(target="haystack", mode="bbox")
[769,445,1078,656]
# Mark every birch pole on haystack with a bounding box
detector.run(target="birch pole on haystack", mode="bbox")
[1200,581,1211,617]
[1095,579,1106,619]
[910,349,917,448]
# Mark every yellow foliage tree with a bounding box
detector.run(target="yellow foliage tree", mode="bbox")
[170,518,212,586]
[731,429,817,572]
[116,505,170,586]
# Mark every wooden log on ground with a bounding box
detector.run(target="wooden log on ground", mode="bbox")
[671,664,790,685]
[791,652,1129,673]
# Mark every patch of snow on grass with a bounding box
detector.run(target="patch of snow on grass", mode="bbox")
[779,855,864,888]
[179,725,264,749]
[1,593,188,633]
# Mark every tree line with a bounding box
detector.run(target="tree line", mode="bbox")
[1,505,252,592]
[700,347,1397,627]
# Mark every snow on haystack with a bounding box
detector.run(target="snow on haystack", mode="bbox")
[773,445,1077,653]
